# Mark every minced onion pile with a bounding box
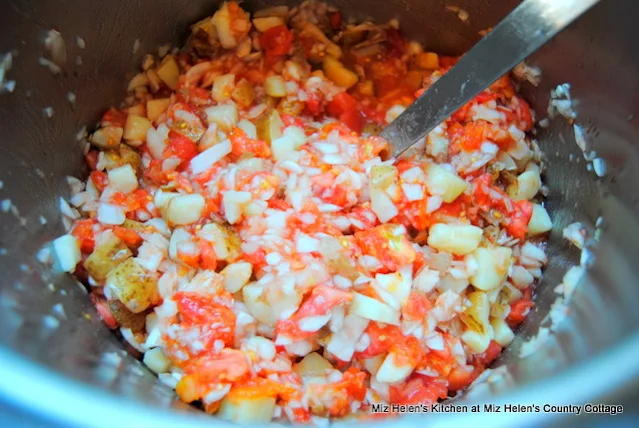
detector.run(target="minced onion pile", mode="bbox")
[53,0,552,423]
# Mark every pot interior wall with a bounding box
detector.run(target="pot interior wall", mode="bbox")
[0,0,638,425]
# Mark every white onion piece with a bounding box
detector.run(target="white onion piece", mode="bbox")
[97,203,126,225]
[190,139,232,174]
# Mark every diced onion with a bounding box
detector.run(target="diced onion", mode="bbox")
[98,203,126,225]
[190,139,232,174]
[349,292,400,325]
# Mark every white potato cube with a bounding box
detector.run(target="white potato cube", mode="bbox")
[212,74,235,103]
[427,223,483,256]
[123,114,153,141]
[349,292,400,325]
[218,395,276,424]
[424,163,467,203]
[264,75,287,97]
[107,164,138,193]
[52,234,81,272]
[527,203,552,236]
[165,194,205,225]
[376,351,414,383]
[461,330,492,354]
[491,317,515,346]
[205,104,238,131]
[143,347,171,374]
[515,170,541,201]
[469,247,513,291]
[222,262,253,293]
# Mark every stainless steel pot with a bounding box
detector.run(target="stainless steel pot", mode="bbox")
[0,0,638,426]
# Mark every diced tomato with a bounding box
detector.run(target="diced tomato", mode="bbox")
[402,291,432,320]
[338,109,363,133]
[329,11,342,30]
[183,348,250,384]
[229,127,271,158]
[276,285,352,340]
[85,150,99,170]
[144,159,169,185]
[71,219,97,253]
[389,374,448,405]
[227,377,299,402]
[268,198,292,211]
[101,107,127,128]
[307,367,367,417]
[173,292,236,347]
[327,92,358,117]
[164,131,198,163]
[439,56,459,68]
[507,298,534,327]
[90,171,108,192]
[111,189,151,212]
[281,113,305,128]
[422,346,457,377]
[448,365,481,392]
[355,224,417,272]
[112,226,142,247]
[355,323,403,358]
[199,240,217,271]
[513,96,534,131]
[391,335,426,367]
[260,25,294,58]
[505,200,533,241]
[474,340,502,367]
[305,92,324,116]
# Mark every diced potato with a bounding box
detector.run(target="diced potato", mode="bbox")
[205,103,239,131]
[469,247,513,291]
[277,98,305,116]
[146,69,162,92]
[461,329,491,354]
[83,235,132,282]
[349,292,400,325]
[127,103,146,116]
[376,269,411,306]
[515,170,541,201]
[253,5,289,19]
[107,164,138,193]
[91,126,123,149]
[52,234,81,273]
[143,347,172,374]
[424,163,467,203]
[127,73,149,92]
[212,2,251,50]
[165,194,205,225]
[460,290,490,334]
[527,203,552,236]
[243,282,276,325]
[414,52,439,70]
[362,354,385,376]
[370,165,398,189]
[146,98,171,122]
[156,55,180,89]
[222,262,253,293]
[427,223,482,256]
[253,16,285,32]
[212,73,236,103]
[323,56,358,89]
[376,351,413,383]
[255,109,283,144]
[491,317,515,346]
[293,352,333,377]
[271,134,296,162]
[108,300,147,331]
[197,222,241,262]
[231,78,255,107]
[264,75,287,98]
[106,258,159,313]
[218,395,276,424]
[123,114,153,141]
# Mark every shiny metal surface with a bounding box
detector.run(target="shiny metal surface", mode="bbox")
[381,0,601,156]
[0,0,638,427]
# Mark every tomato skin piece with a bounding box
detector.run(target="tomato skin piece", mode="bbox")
[260,25,294,58]
[173,292,236,348]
